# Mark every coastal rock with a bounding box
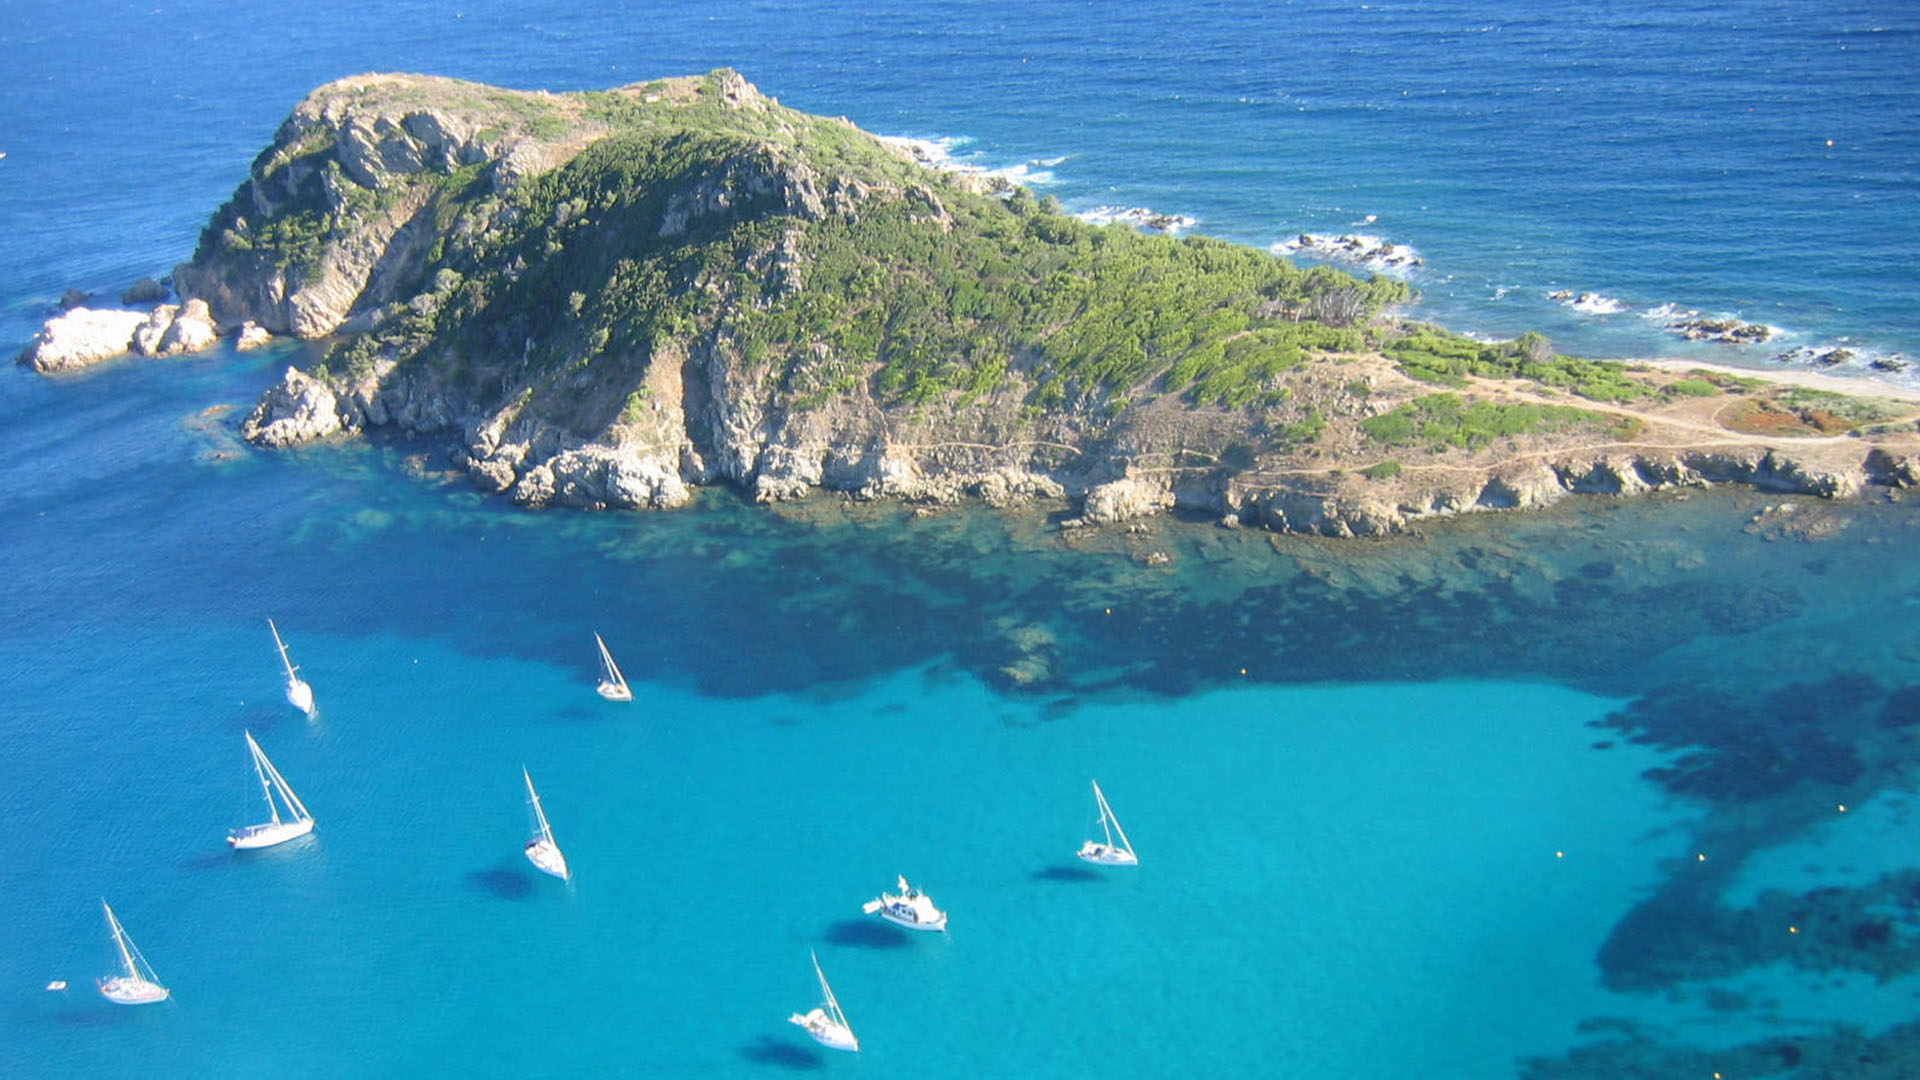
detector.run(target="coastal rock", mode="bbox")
[1775,345,1855,368]
[15,307,147,373]
[120,277,169,305]
[234,321,273,350]
[58,287,93,310]
[972,468,1066,508]
[1082,474,1175,523]
[1668,317,1775,344]
[130,299,219,358]
[241,366,349,446]
[1865,448,1920,488]
[1277,232,1422,273]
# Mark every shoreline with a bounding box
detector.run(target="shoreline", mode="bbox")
[1633,356,1920,404]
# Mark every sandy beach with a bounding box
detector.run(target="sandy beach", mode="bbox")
[1635,357,1920,403]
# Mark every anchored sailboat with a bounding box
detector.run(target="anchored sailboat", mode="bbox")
[229,731,316,849]
[522,767,570,880]
[862,874,948,932]
[1076,779,1139,866]
[788,950,858,1052]
[96,900,168,1005]
[269,619,315,716]
[594,632,633,702]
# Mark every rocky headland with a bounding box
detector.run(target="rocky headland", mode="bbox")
[21,70,1920,535]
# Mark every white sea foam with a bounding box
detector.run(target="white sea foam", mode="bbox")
[1640,302,1700,322]
[1078,205,1198,233]
[1545,289,1629,315]
[1274,232,1423,275]
[877,134,1065,193]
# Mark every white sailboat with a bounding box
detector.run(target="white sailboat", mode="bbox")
[269,619,315,716]
[96,900,169,1005]
[788,950,858,1052]
[229,731,316,849]
[594,632,633,702]
[1076,779,1139,866]
[522,767,570,880]
[861,874,948,932]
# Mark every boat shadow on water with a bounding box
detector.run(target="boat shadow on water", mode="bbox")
[463,864,535,900]
[1030,864,1104,883]
[822,918,912,949]
[738,1034,825,1071]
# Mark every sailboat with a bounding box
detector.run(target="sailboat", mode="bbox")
[1076,779,1139,866]
[228,731,316,849]
[522,767,570,880]
[594,632,633,702]
[788,950,858,1052]
[862,874,948,932]
[96,900,169,1005]
[269,619,315,716]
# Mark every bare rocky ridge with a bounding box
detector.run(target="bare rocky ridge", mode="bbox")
[100,70,1920,535]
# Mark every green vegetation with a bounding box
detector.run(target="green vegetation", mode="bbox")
[1382,324,1653,402]
[314,72,1407,420]
[1360,460,1402,481]
[1662,378,1721,398]
[1360,392,1615,452]
[1771,387,1908,425]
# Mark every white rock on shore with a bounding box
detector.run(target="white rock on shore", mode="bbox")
[235,321,273,350]
[241,367,348,446]
[14,307,149,373]
[130,299,219,358]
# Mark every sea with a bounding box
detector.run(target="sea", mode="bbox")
[1,2,1918,1077]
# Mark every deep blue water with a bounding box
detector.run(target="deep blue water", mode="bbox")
[4,2,1920,1076]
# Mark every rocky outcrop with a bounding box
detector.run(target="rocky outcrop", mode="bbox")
[15,307,148,373]
[235,321,273,350]
[130,299,219,358]
[120,277,169,305]
[241,366,351,446]
[1668,317,1775,344]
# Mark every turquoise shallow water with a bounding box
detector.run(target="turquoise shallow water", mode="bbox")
[2,344,1919,1076]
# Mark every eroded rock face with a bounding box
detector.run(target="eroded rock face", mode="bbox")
[242,367,350,446]
[129,299,219,358]
[16,308,147,372]
[1082,475,1175,523]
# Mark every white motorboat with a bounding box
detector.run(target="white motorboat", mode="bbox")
[861,874,948,932]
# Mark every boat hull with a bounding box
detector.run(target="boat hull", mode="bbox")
[1076,843,1138,866]
[285,677,315,715]
[229,817,315,850]
[97,976,169,1005]
[525,839,569,879]
[876,905,947,932]
[789,1011,858,1052]
[596,681,633,702]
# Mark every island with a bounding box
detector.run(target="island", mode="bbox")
[22,69,1920,535]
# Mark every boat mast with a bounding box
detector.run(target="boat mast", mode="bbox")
[1099,782,1134,856]
[269,619,299,679]
[244,732,283,825]
[102,901,136,978]
[596,633,625,688]
[255,735,311,823]
[524,767,553,844]
[811,950,848,1029]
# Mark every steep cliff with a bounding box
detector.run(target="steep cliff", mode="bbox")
[171,70,1920,534]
